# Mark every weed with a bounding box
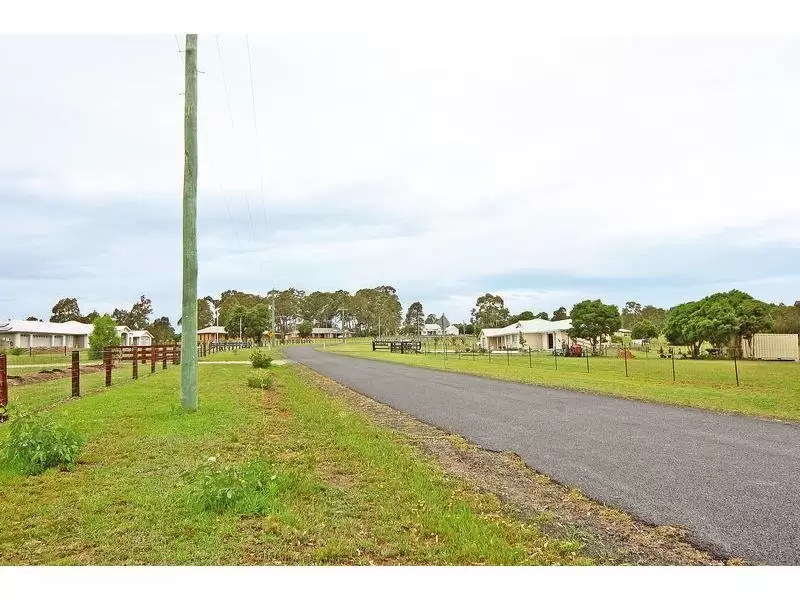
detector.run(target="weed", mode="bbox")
[1,412,83,475]
[247,374,273,390]
[250,349,273,369]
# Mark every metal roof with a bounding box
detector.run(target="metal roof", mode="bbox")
[480,319,572,337]
[197,326,227,334]
[0,320,93,335]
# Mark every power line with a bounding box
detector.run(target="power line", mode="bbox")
[215,35,256,245]
[245,34,269,233]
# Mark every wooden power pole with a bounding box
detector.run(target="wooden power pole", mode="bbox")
[181,34,199,411]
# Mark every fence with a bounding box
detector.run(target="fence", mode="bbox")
[0,344,182,421]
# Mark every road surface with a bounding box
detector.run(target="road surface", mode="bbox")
[285,346,800,565]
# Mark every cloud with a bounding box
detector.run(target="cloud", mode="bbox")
[2,35,800,323]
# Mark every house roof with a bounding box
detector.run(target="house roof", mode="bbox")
[312,327,344,334]
[481,319,572,337]
[0,320,93,335]
[197,325,227,334]
[423,323,442,331]
[128,330,152,338]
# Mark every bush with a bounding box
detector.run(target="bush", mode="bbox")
[1,413,84,475]
[188,458,296,515]
[3,348,24,356]
[88,314,122,360]
[250,349,273,369]
[247,374,273,390]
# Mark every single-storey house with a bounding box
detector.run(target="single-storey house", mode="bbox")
[479,319,573,351]
[115,326,153,346]
[0,320,93,349]
[310,327,351,339]
[197,325,229,344]
[422,324,442,336]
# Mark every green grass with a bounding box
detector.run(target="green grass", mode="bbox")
[0,362,589,565]
[2,349,91,366]
[199,347,283,362]
[325,340,800,422]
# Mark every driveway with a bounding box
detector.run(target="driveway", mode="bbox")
[285,346,800,565]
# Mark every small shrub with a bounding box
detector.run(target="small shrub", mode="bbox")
[250,349,273,369]
[188,458,298,515]
[1,413,84,475]
[247,374,273,390]
[6,348,24,356]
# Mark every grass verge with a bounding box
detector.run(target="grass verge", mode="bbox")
[324,340,800,421]
[0,362,590,565]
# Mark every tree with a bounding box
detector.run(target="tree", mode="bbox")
[772,303,800,334]
[79,310,101,324]
[425,313,438,324]
[508,311,534,324]
[404,302,425,334]
[243,303,273,343]
[534,311,549,320]
[222,303,249,339]
[128,295,153,330]
[50,298,81,323]
[88,314,122,359]
[638,305,668,332]
[568,299,622,353]
[470,294,510,331]
[551,307,568,321]
[25,316,41,321]
[620,301,643,329]
[197,298,214,329]
[631,318,659,340]
[663,301,705,359]
[298,320,313,338]
[148,316,176,344]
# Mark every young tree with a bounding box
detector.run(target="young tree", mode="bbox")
[88,315,122,359]
[50,298,81,323]
[551,307,568,321]
[243,303,273,343]
[568,299,622,353]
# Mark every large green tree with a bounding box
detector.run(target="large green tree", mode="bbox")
[50,298,81,323]
[551,307,568,321]
[148,316,176,344]
[631,318,659,340]
[470,293,510,331]
[568,299,622,353]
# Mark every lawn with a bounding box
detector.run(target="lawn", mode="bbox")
[0,361,590,565]
[3,348,92,367]
[324,339,800,422]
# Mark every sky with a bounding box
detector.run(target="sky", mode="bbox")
[1,33,799,325]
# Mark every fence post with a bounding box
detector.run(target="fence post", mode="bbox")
[529,347,532,368]
[554,350,558,371]
[71,350,80,397]
[104,348,112,387]
[162,345,168,370]
[0,353,8,422]
[151,345,156,374]
[586,350,589,373]
[733,352,740,387]
[506,348,510,365]
[671,349,676,382]
[132,347,138,380]
[624,345,629,377]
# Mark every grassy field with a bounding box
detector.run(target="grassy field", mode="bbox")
[0,361,591,565]
[2,348,92,367]
[324,339,800,422]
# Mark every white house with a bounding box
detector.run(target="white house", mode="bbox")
[310,327,351,339]
[0,320,93,349]
[444,324,460,335]
[478,319,573,351]
[422,323,442,336]
[115,326,153,346]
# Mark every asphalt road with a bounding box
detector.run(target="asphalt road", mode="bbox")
[285,346,800,565]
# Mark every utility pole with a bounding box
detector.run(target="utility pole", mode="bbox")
[180,33,199,412]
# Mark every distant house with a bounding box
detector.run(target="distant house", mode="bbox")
[0,320,93,349]
[444,324,460,335]
[310,327,351,339]
[422,323,442,336]
[197,325,228,344]
[479,319,573,351]
[115,326,153,346]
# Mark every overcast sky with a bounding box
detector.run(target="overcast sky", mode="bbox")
[1,34,799,324]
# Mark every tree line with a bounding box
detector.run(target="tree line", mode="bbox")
[36,285,800,354]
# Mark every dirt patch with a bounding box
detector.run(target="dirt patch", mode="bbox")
[7,364,106,387]
[293,364,744,566]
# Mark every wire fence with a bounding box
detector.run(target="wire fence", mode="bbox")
[0,345,181,420]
